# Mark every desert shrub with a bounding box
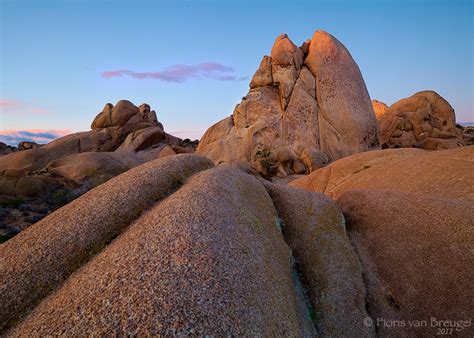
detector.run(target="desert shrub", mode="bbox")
[0,234,13,243]
[255,147,274,170]
[51,188,76,207]
[0,197,24,208]
[91,174,115,189]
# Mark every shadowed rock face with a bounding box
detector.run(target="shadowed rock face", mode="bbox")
[0,142,18,156]
[197,30,379,177]
[378,90,465,150]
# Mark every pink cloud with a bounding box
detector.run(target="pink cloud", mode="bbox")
[102,62,244,82]
[0,129,70,146]
[0,99,21,108]
[0,99,54,116]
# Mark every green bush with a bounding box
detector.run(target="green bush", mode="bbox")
[0,197,24,208]
[51,188,75,207]
[255,147,274,170]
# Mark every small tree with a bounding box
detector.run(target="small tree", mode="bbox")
[255,147,274,171]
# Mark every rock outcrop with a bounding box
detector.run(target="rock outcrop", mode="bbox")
[0,100,196,198]
[0,100,199,240]
[264,182,373,337]
[0,154,214,333]
[3,160,320,336]
[197,31,379,177]
[17,141,41,151]
[378,91,465,150]
[371,99,389,120]
[457,124,474,146]
[339,190,474,336]
[290,146,474,336]
[0,142,17,156]
[290,146,474,201]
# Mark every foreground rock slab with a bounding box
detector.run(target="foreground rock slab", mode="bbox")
[264,182,373,337]
[339,190,474,337]
[0,154,213,333]
[290,146,474,202]
[9,166,312,336]
[290,146,474,336]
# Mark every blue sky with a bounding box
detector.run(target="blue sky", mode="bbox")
[1,0,473,144]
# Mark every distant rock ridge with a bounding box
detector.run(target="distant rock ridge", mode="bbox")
[0,141,42,156]
[197,30,380,177]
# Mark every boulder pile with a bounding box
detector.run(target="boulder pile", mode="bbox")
[376,91,465,150]
[0,100,198,199]
[0,100,197,240]
[1,28,472,337]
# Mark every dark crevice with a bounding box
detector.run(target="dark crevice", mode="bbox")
[262,185,319,336]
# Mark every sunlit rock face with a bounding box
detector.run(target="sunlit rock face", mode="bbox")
[372,99,389,120]
[197,30,380,177]
[378,90,465,150]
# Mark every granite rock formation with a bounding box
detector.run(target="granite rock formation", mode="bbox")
[290,145,474,336]
[0,100,197,198]
[0,100,198,240]
[1,154,372,336]
[197,31,379,177]
[378,91,465,150]
[371,99,389,120]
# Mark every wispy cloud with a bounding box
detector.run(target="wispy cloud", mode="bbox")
[102,62,246,82]
[0,99,22,108]
[0,99,54,116]
[0,129,70,146]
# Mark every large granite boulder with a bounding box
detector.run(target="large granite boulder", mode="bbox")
[339,190,474,336]
[5,164,314,336]
[304,30,379,160]
[17,141,42,151]
[45,152,138,188]
[264,182,373,337]
[197,30,379,177]
[290,146,474,202]
[379,91,465,150]
[289,146,474,336]
[0,154,214,333]
[91,100,158,129]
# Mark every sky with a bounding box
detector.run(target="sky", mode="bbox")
[1,0,473,145]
